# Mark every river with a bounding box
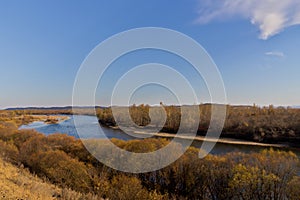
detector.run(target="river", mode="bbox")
[19,115,300,157]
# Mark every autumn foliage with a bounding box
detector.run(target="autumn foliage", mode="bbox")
[97,104,300,146]
[0,116,299,199]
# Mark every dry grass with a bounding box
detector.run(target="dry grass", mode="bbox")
[0,157,100,200]
[0,157,60,199]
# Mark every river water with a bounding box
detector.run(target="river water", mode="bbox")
[19,115,300,157]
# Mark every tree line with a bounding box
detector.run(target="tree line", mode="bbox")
[97,104,300,146]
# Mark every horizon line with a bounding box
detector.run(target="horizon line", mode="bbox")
[2,103,299,110]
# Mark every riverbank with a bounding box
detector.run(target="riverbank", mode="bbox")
[16,114,70,126]
[108,125,288,148]
[15,114,299,158]
[15,113,291,148]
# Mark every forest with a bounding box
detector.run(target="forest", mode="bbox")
[0,109,300,199]
[97,104,300,146]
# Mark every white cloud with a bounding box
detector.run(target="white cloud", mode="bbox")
[265,51,285,57]
[196,0,300,39]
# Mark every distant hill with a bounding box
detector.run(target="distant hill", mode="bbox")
[5,106,105,110]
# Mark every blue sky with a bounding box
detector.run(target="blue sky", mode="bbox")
[1,0,300,108]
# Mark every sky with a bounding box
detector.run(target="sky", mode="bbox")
[1,0,300,108]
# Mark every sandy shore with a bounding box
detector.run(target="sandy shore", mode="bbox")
[155,133,287,148]
[21,115,70,125]
[109,126,287,148]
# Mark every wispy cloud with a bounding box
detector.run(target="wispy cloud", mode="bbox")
[265,51,285,57]
[196,0,300,40]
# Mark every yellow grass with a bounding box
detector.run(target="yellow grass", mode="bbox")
[0,157,60,199]
[0,157,100,200]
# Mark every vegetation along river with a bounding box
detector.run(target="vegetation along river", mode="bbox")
[19,115,300,158]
